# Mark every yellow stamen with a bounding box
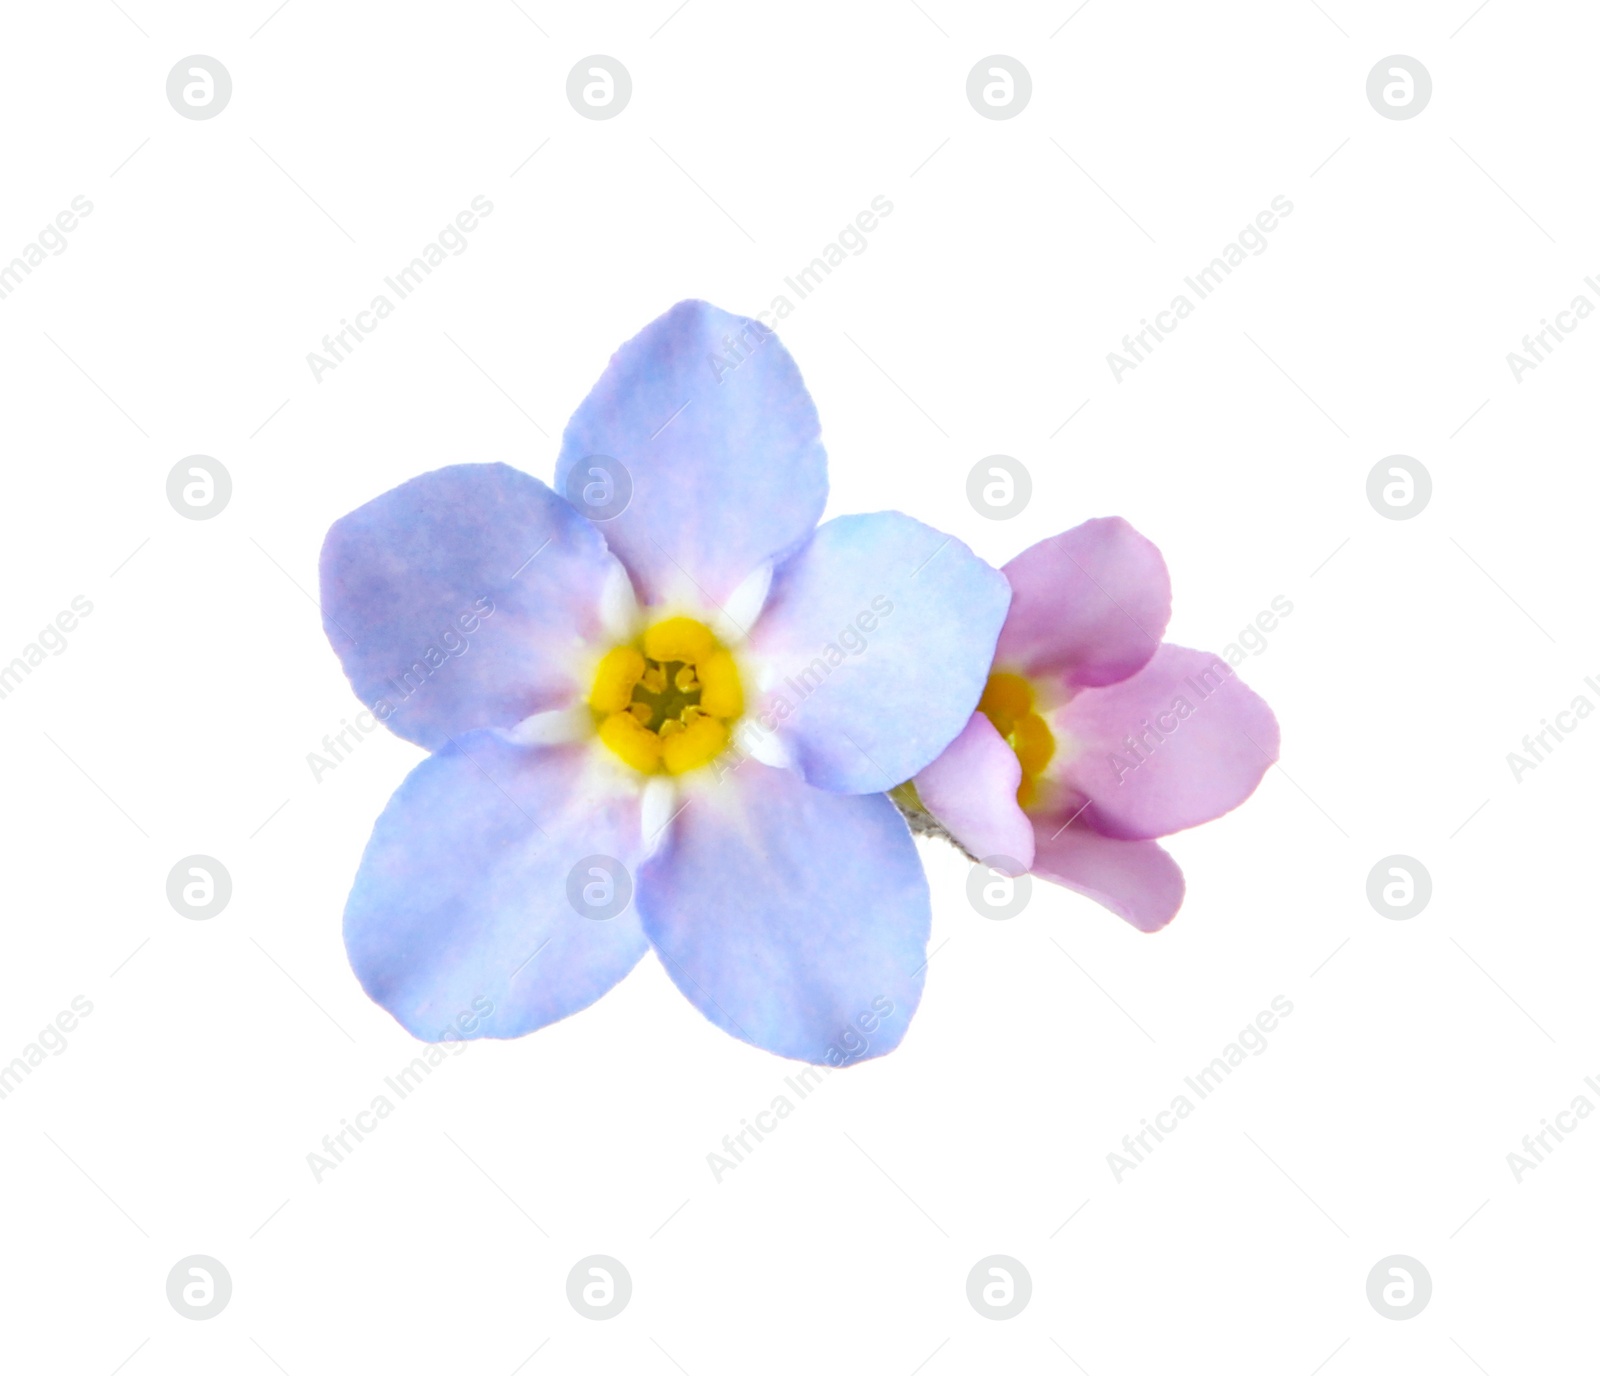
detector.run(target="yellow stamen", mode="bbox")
[976,670,1058,813]
[1012,712,1055,777]
[643,616,715,665]
[978,672,1033,736]
[589,645,645,715]
[662,714,728,775]
[598,711,662,772]
[696,649,743,718]
[591,616,744,777]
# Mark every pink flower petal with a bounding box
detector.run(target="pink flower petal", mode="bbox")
[1054,643,1279,841]
[1031,824,1185,932]
[913,713,1035,871]
[994,517,1171,688]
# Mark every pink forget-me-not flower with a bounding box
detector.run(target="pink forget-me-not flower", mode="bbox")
[905,517,1279,932]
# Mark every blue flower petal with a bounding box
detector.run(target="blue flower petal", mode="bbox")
[746,512,1011,793]
[637,761,930,1065]
[555,300,827,607]
[344,734,649,1041]
[321,463,620,751]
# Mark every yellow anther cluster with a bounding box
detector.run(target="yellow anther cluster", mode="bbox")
[590,616,744,775]
[978,671,1056,811]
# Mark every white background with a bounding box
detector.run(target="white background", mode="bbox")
[1,1,1595,1371]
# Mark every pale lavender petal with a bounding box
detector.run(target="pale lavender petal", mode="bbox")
[344,733,648,1041]
[637,761,929,1065]
[321,463,620,751]
[745,512,1010,793]
[555,300,827,607]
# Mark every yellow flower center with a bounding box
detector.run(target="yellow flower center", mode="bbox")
[978,671,1055,811]
[588,616,744,775]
